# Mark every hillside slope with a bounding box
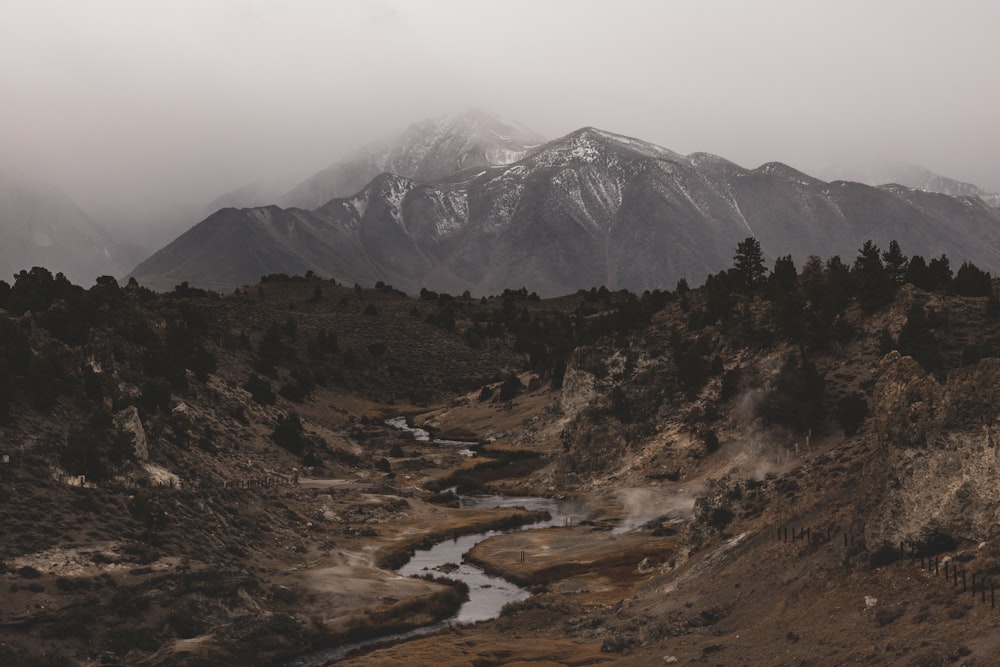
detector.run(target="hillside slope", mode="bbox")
[6,256,1000,665]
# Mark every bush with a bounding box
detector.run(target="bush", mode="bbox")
[60,409,135,483]
[17,565,42,579]
[835,393,869,436]
[279,366,316,402]
[27,354,61,409]
[706,507,734,530]
[245,374,277,405]
[701,429,721,454]
[762,356,825,432]
[498,375,523,401]
[272,413,306,454]
[897,303,942,373]
[138,377,172,414]
[187,348,217,382]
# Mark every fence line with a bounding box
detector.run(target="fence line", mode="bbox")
[773,522,996,610]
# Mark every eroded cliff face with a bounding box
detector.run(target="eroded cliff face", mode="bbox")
[866,351,1000,549]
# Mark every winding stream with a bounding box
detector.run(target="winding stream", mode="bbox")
[399,494,583,623]
[281,421,585,665]
[284,495,581,666]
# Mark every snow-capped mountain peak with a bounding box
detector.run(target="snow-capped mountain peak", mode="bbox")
[279,110,545,210]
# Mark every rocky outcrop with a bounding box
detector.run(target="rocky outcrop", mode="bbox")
[865,351,1000,549]
[114,406,149,461]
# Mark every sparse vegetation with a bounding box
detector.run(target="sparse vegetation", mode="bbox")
[3,248,1000,666]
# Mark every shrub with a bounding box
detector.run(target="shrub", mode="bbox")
[835,394,869,436]
[138,377,172,414]
[245,374,276,405]
[701,429,721,454]
[720,368,742,401]
[498,375,523,401]
[279,366,316,402]
[60,409,135,483]
[272,413,306,454]
[187,348,217,382]
[762,356,825,432]
[897,303,942,373]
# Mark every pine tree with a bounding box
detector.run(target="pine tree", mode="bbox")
[853,241,894,314]
[927,255,953,291]
[733,237,766,293]
[904,255,930,289]
[881,240,909,285]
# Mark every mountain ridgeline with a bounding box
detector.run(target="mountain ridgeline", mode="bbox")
[278,108,546,211]
[130,121,1000,297]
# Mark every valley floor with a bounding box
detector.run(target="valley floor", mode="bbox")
[4,382,1000,666]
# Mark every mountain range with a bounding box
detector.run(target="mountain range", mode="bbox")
[129,116,1000,296]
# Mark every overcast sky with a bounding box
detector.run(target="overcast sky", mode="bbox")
[2,0,999,228]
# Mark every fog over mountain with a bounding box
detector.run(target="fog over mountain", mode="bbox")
[0,169,130,284]
[819,160,1000,208]
[277,109,545,211]
[2,0,998,258]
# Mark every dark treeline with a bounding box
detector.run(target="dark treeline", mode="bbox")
[2,239,997,468]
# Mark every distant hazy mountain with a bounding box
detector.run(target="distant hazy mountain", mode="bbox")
[130,127,1000,296]
[205,176,300,214]
[820,159,1000,208]
[278,109,546,210]
[0,171,128,285]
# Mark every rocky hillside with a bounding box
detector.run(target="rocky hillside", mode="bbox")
[7,242,1000,665]
[130,127,1000,296]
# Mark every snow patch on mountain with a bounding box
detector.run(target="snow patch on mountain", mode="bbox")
[380,174,412,217]
[350,189,371,219]
[277,110,545,211]
[424,188,469,237]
